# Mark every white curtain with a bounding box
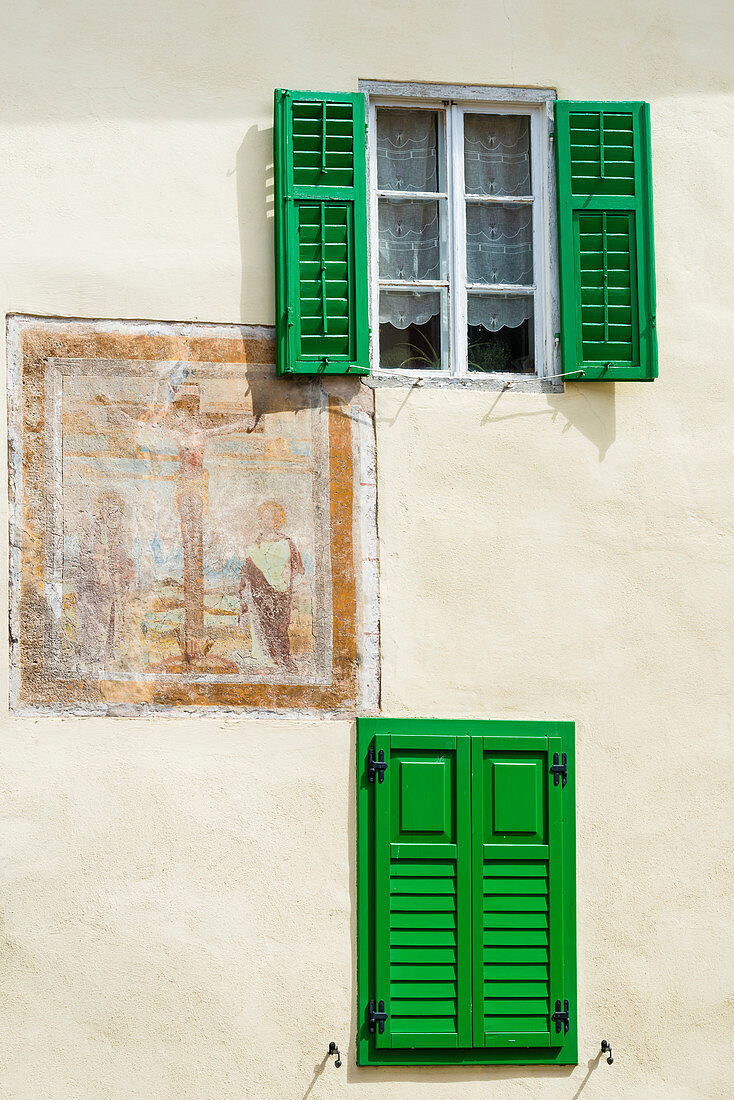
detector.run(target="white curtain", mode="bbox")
[464,114,531,196]
[378,200,441,282]
[377,108,438,192]
[466,203,533,286]
[379,290,441,329]
[467,294,533,332]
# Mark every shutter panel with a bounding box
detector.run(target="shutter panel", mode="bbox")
[470,733,566,1048]
[555,101,657,381]
[373,732,472,1048]
[274,89,369,376]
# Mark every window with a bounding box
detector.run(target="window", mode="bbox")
[367,88,556,378]
[274,88,657,381]
[357,718,577,1066]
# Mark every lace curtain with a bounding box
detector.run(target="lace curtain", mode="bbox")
[467,294,533,332]
[379,290,441,329]
[377,108,439,192]
[466,203,533,286]
[376,109,534,333]
[464,114,531,196]
[379,290,531,332]
[378,200,442,282]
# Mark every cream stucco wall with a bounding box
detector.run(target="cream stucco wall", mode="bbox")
[2,1,733,1097]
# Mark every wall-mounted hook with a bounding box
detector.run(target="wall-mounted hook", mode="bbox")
[328,1041,342,1068]
[601,1039,613,1064]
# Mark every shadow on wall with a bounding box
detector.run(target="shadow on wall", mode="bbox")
[301,1048,332,1099]
[570,1048,606,1098]
[236,124,275,323]
[481,381,616,461]
[546,382,617,462]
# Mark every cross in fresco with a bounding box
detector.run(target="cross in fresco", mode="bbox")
[95,379,260,671]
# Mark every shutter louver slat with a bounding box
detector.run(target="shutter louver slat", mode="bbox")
[274,90,369,375]
[556,100,657,381]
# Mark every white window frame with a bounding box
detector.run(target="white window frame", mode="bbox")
[362,82,559,383]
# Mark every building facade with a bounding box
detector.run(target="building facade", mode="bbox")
[1,1,733,1096]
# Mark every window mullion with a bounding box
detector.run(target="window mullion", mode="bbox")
[449,104,467,377]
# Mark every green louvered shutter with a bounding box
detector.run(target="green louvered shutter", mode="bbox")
[357,719,576,1067]
[372,731,472,1049]
[555,101,657,381]
[274,89,369,375]
[470,731,573,1050]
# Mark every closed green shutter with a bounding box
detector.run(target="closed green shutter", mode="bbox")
[470,733,566,1048]
[357,718,577,1067]
[273,90,369,376]
[372,731,472,1049]
[555,101,657,381]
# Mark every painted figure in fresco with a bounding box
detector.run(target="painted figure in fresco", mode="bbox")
[96,383,258,669]
[76,490,135,666]
[238,502,305,673]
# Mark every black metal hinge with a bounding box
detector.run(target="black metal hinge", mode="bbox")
[552,998,570,1035]
[550,751,567,787]
[368,748,387,783]
[368,998,387,1034]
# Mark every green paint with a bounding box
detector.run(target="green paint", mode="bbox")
[371,733,472,1050]
[491,760,541,837]
[357,718,577,1066]
[556,100,657,381]
[274,90,369,375]
[399,760,448,835]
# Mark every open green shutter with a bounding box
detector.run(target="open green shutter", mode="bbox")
[555,101,657,381]
[274,89,369,376]
[372,732,472,1048]
[470,732,569,1048]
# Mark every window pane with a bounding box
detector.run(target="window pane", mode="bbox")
[377,108,439,192]
[464,114,531,197]
[379,199,443,282]
[467,294,534,373]
[466,203,533,286]
[379,290,444,370]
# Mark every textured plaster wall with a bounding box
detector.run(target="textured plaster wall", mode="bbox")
[1,1,733,1097]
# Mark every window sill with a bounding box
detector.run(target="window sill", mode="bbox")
[365,371,564,393]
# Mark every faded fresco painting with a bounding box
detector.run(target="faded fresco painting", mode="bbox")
[9,319,377,713]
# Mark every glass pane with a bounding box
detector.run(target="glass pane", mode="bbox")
[377,108,440,192]
[379,199,443,282]
[464,114,531,197]
[466,203,533,286]
[379,290,443,371]
[467,294,534,373]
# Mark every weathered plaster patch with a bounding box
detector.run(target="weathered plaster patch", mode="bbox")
[8,317,379,716]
